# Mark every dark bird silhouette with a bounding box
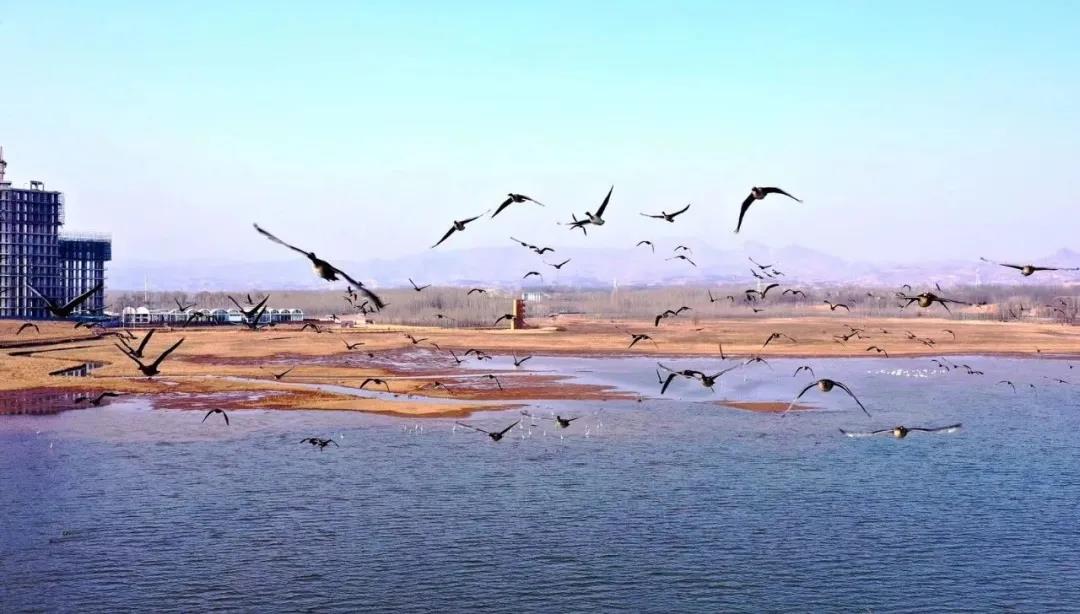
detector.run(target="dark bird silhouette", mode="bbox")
[898,293,970,313]
[980,257,1079,277]
[747,283,781,300]
[265,366,295,380]
[181,311,205,328]
[409,278,431,292]
[523,271,543,281]
[751,269,766,280]
[688,364,742,390]
[641,203,691,223]
[752,308,766,313]
[117,328,157,359]
[524,412,581,429]
[492,193,545,218]
[657,363,699,394]
[116,337,185,377]
[564,213,591,235]
[494,314,514,326]
[666,254,697,267]
[175,298,196,311]
[404,334,429,345]
[359,378,391,392]
[943,329,957,341]
[342,339,364,350]
[253,224,385,309]
[749,257,773,270]
[824,300,851,312]
[735,187,802,233]
[674,245,693,254]
[74,391,122,406]
[201,408,229,426]
[431,211,489,248]
[300,323,324,334]
[788,379,870,417]
[744,356,773,369]
[512,352,533,367]
[782,289,806,297]
[466,288,487,295]
[448,350,465,365]
[840,424,961,439]
[300,437,339,450]
[998,380,1016,392]
[636,240,655,253]
[483,374,503,390]
[627,333,657,349]
[793,365,816,378]
[229,295,269,320]
[866,346,889,358]
[16,322,39,335]
[455,420,519,442]
[26,282,103,318]
[547,259,572,270]
[762,332,796,348]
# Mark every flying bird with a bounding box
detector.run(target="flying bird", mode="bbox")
[483,374,503,390]
[466,288,487,296]
[455,420,519,442]
[409,278,431,292]
[252,224,385,309]
[735,187,802,233]
[747,284,781,300]
[980,257,1079,277]
[15,322,39,335]
[300,323,324,334]
[494,314,514,326]
[512,352,533,367]
[898,293,970,313]
[523,412,581,429]
[117,328,157,359]
[300,437,339,450]
[74,391,122,406]
[997,380,1016,392]
[793,365,816,378]
[174,298,196,311]
[116,337,185,377]
[404,334,429,345]
[762,332,797,348]
[201,409,230,426]
[666,254,697,267]
[26,282,103,318]
[641,203,691,223]
[359,378,392,392]
[523,271,543,280]
[788,379,870,417]
[229,295,269,321]
[547,259,572,270]
[627,333,657,349]
[824,300,851,312]
[265,366,295,380]
[636,240,655,253]
[865,346,889,358]
[840,424,962,439]
[342,339,365,350]
[431,211,489,248]
[492,193,545,218]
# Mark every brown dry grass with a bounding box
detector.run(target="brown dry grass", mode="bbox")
[1,315,1076,416]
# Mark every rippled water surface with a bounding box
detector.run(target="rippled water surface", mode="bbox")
[3,356,1080,612]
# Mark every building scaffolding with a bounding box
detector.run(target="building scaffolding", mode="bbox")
[0,148,111,319]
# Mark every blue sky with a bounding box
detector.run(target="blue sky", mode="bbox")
[2,1,1078,264]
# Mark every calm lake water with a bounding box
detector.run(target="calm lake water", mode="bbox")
[2,356,1080,612]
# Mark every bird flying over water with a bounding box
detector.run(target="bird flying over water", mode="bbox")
[202,409,229,426]
[300,437,339,450]
[735,187,802,233]
[74,391,122,406]
[512,352,533,367]
[762,332,796,348]
[455,420,519,442]
[359,378,391,392]
[840,424,961,438]
[793,365,816,378]
[865,346,889,358]
[253,224,385,309]
[788,378,870,417]
[431,211,489,248]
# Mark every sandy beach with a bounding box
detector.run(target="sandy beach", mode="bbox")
[1,315,1076,416]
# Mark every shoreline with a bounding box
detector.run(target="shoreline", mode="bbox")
[2,315,1076,417]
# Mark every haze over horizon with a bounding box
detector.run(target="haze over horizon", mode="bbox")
[2,1,1077,268]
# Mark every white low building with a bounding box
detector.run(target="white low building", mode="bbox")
[120,306,304,327]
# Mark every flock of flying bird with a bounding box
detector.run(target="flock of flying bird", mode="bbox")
[16,182,1080,442]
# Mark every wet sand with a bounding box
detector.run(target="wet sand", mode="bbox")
[1,316,1076,416]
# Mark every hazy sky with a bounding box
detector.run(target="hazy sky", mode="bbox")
[2,1,1078,265]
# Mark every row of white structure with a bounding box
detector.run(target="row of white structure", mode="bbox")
[119,306,304,326]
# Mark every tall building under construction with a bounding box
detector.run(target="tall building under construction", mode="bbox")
[0,148,111,319]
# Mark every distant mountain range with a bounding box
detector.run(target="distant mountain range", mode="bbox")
[109,245,1080,291]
